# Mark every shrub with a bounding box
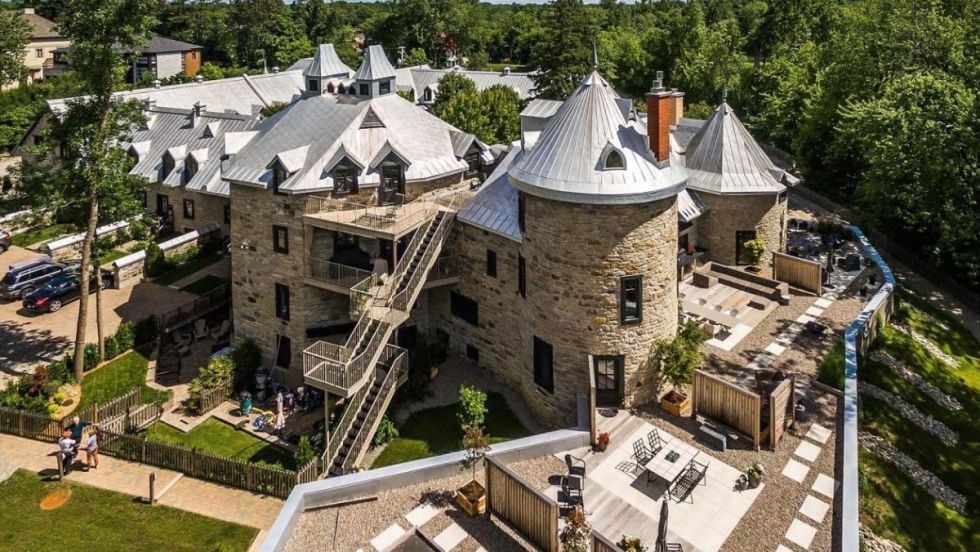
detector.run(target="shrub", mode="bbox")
[114,320,135,351]
[231,338,262,391]
[145,242,170,277]
[45,358,72,385]
[457,385,488,430]
[742,238,767,267]
[650,319,708,395]
[295,435,314,466]
[82,344,101,371]
[372,416,399,447]
[133,315,158,345]
[103,335,119,360]
[188,355,234,413]
[26,366,50,397]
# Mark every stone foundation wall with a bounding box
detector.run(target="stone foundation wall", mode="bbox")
[695,192,786,270]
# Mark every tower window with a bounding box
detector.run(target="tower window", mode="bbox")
[486,249,497,278]
[517,194,525,234]
[620,275,642,324]
[602,149,625,169]
[533,336,554,393]
[308,79,319,92]
[275,283,290,321]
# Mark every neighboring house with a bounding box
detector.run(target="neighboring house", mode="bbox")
[122,36,203,83]
[2,7,71,90]
[290,55,536,106]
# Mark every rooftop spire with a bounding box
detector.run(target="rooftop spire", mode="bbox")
[592,41,599,71]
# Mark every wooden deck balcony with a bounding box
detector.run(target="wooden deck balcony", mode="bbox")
[422,254,460,289]
[304,257,374,294]
[303,195,441,240]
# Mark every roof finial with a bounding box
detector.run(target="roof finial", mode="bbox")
[592,41,599,71]
[722,80,728,104]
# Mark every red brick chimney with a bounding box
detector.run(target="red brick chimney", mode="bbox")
[646,71,672,163]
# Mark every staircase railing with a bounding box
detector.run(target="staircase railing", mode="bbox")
[324,377,371,470]
[338,345,407,474]
[392,209,456,312]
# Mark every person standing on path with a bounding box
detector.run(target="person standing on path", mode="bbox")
[67,416,90,441]
[84,428,98,471]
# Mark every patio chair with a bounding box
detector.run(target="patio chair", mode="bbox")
[565,454,586,478]
[647,429,664,455]
[670,459,709,503]
[173,331,192,347]
[632,439,654,465]
[193,319,208,341]
[210,320,230,341]
[561,473,583,507]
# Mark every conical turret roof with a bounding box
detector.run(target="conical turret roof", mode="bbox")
[353,45,396,81]
[304,44,353,79]
[508,71,686,205]
[684,102,786,194]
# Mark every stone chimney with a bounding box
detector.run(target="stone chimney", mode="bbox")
[645,71,672,163]
[671,88,685,125]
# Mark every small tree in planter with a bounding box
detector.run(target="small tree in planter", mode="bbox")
[742,239,767,272]
[652,319,707,416]
[456,425,491,516]
[559,507,591,552]
[457,384,488,430]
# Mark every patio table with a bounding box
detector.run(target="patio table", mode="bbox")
[645,436,700,485]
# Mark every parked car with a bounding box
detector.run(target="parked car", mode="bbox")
[0,257,72,299]
[0,228,10,254]
[21,269,113,312]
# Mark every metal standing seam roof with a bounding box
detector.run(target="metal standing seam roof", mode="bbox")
[683,102,787,195]
[458,145,522,242]
[304,44,353,78]
[352,45,397,81]
[507,71,687,205]
[520,99,563,120]
[411,68,536,100]
[222,91,480,194]
[677,189,708,223]
[47,71,304,116]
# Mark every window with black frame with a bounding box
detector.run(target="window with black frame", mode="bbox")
[380,164,403,204]
[379,80,391,95]
[518,254,526,298]
[182,199,195,220]
[275,283,290,321]
[620,275,642,324]
[333,164,357,195]
[450,291,478,326]
[183,157,197,184]
[533,336,554,393]
[486,249,497,278]
[464,150,481,177]
[517,194,526,233]
[162,153,175,179]
[272,225,288,254]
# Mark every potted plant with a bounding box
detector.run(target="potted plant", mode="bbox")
[736,473,750,490]
[456,425,491,516]
[746,462,765,488]
[742,238,767,273]
[595,432,610,452]
[653,320,707,417]
[559,507,590,552]
[617,534,648,552]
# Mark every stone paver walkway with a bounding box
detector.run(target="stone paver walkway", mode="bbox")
[0,433,281,550]
[776,422,838,551]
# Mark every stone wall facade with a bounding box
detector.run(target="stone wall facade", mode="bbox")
[146,182,230,236]
[433,193,679,426]
[695,192,786,271]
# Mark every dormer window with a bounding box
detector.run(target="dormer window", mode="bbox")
[337,84,346,94]
[272,162,287,195]
[379,80,391,95]
[333,163,357,195]
[183,157,198,184]
[379,163,404,205]
[326,82,335,93]
[424,88,433,102]
[602,149,625,170]
[464,150,481,178]
[161,152,175,179]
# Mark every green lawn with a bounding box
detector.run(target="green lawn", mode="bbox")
[77,349,171,411]
[10,223,75,247]
[371,392,531,469]
[816,338,845,390]
[97,248,128,266]
[152,253,224,286]
[894,288,980,390]
[0,469,257,552]
[858,295,980,550]
[180,274,228,295]
[142,419,298,470]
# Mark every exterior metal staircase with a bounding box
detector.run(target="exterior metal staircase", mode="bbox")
[304,200,458,475]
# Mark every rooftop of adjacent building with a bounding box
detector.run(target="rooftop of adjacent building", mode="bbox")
[16,7,61,40]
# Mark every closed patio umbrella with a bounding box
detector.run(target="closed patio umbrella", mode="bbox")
[655,499,669,552]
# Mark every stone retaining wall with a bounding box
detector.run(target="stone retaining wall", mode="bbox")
[43,219,130,262]
[109,223,219,289]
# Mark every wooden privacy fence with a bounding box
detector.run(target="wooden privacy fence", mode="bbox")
[592,531,621,552]
[486,456,559,552]
[691,370,762,450]
[98,427,306,498]
[773,252,822,295]
[769,376,796,447]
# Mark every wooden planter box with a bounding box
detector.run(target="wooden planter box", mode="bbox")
[660,390,691,417]
[455,480,486,516]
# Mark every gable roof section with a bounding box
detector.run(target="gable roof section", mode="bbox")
[410,68,535,101]
[19,10,61,39]
[683,102,786,194]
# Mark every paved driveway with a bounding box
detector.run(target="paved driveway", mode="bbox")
[0,245,194,384]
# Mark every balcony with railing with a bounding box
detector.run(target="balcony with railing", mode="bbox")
[304,257,374,294]
[303,195,441,240]
[423,255,460,288]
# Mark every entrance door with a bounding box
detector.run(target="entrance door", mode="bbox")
[593,356,623,407]
[379,164,404,205]
[156,193,168,216]
[735,230,758,265]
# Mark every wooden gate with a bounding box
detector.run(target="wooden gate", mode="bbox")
[769,376,796,447]
[773,252,822,295]
[486,456,559,552]
[691,370,762,449]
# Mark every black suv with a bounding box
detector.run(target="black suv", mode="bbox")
[0,257,72,300]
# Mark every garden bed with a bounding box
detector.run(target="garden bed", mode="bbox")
[152,253,224,286]
[140,418,298,470]
[0,469,258,552]
[9,223,75,248]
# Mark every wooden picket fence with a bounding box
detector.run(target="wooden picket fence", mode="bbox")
[193,384,233,415]
[486,456,559,552]
[73,386,143,425]
[0,387,145,443]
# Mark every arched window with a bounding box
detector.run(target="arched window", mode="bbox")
[326,82,335,94]
[337,84,346,94]
[423,88,433,102]
[603,149,625,170]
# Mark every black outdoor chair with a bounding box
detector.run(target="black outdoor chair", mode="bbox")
[561,474,583,507]
[670,459,709,503]
[633,439,654,465]
[565,454,586,478]
[647,429,664,455]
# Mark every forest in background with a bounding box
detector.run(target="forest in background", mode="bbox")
[1,0,978,291]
